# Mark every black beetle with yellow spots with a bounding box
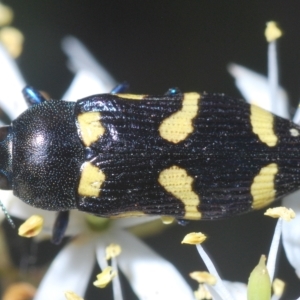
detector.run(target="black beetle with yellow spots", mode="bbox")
[0,85,299,243]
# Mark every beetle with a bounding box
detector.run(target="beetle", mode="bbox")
[0,85,300,243]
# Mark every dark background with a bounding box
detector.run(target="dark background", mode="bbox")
[3,0,300,299]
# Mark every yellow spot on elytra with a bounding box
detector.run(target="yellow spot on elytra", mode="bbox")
[78,162,105,197]
[159,93,200,143]
[250,105,278,147]
[116,93,146,100]
[93,267,117,288]
[264,207,295,221]
[18,215,44,238]
[251,163,278,210]
[290,128,299,137]
[158,165,201,219]
[265,21,282,42]
[77,112,105,147]
[181,232,207,244]
[109,211,145,218]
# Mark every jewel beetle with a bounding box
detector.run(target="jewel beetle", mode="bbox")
[1,85,300,243]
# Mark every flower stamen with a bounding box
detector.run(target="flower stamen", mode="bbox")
[18,215,44,237]
[264,207,296,221]
[64,291,84,300]
[93,266,117,288]
[181,232,207,245]
[106,243,122,260]
[190,271,217,285]
[194,284,212,300]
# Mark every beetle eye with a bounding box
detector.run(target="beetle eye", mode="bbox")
[0,126,10,142]
[0,173,11,190]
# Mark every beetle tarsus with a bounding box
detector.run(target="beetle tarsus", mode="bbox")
[165,87,181,96]
[111,81,130,94]
[177,219,189,226]
[51,211,70,245]
[22,85,47,106]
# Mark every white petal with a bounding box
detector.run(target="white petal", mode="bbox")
[62,70,111,101]
[0,43,27,119]
[95,240,123,300]
[61,36,116,93]
[205,285,224,300]
[267,219,282,282]
[228,63,289,118]
[0,192,51,230]
[205,280,247,300]
[6,196,54,223]
[65,211,89,236]
[34,237,96,300]
[33,210,88,241]
[3,194,88,239]
[196,244,232,300]
[95,236,108,271]
[109,229,195,300]
[292,102,300,124]
[206,280,247,300]
[3,196,57,238]
[282,191,300,278]
[222,281,247,300]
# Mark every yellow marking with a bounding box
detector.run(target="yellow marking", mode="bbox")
[251,163,278,210]
[110,211,145,218]
[116,94,146,100]
[77,112,105,147]
[184,209,202,220]
[250,105,278,147]
[159,93,200,143]
[290,128,300,137]
[158,165,201,220]
[78,162,106,197]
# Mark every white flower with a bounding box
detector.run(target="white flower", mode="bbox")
[35,217,195,300]
[229,62,300,285]
[227,63,289,119]
[227,22,300,298]
[0,43,27,121]
[0,38,195,300]
[282,192,300,279]
[192,211,292,300]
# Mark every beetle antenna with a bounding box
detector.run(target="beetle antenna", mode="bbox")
[0,201,15,228]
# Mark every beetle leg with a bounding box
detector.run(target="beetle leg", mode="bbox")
[165,87,182,96]
[22,86,47,107]
[51,210,70,245]
[110,81,130,94]
[177,219,189,226]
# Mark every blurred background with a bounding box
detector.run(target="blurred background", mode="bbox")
[1,0,300,299]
